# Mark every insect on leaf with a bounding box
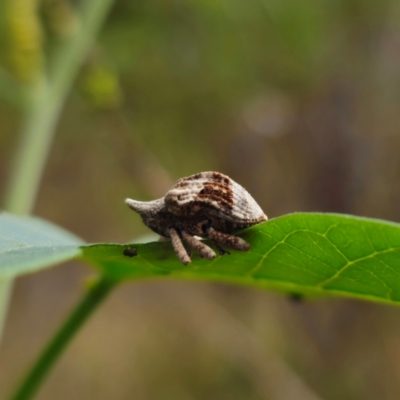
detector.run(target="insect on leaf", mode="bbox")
[125,171,267,264]
[83,213,400,306]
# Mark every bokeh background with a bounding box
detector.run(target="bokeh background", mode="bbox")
[1,0,400,399]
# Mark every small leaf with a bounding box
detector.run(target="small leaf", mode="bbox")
[0,213,85,279]
[82,213,400,305]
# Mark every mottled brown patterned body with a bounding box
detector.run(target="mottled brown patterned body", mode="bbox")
[125,171,267,265]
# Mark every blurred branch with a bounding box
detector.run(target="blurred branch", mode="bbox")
[1,0,117,345]
[0,279,13,347]
[4,0,116,214]
[0,67,28,110]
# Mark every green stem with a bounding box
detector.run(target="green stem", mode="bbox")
[0,279,13,337]
[0,0,117,344]
[4,0,116,214]
[4,76,55,215]
[10,277,116,400]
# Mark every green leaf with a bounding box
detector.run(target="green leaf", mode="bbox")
[82,213,400,305]
[0,213,84,279]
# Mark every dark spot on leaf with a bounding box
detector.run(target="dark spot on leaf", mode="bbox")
[123,247,137,257]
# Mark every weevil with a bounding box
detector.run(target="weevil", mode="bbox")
[126,171,267,265]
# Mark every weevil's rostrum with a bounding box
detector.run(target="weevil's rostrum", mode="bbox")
[125,171,267,265]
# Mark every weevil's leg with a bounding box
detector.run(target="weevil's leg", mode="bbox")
[181,231,216,260]
[207,227,250,251]
[169,228,191,265]
[212,241,230,256]
[160,234,192,257]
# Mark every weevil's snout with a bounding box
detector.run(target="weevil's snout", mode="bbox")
[125,197,165,216]
[125,198,144,213]
[125,197,169,237]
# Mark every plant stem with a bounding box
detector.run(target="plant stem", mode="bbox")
[10,277,116,400]
[4,0,116,214]
[0,0,117,344]
[4,77,53,215]
[0,279,13,339]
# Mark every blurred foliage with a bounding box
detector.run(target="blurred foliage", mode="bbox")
[4,0,44,82]
[2,0,400,399]
[79,63,123,109]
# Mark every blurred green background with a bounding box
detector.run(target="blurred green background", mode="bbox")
[2,0,400,399]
